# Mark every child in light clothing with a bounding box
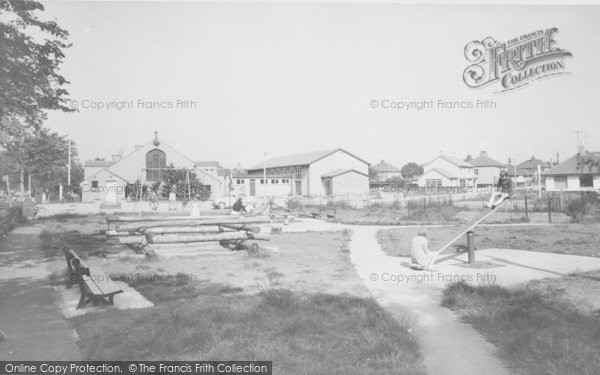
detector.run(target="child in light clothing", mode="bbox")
[411,227,436,270]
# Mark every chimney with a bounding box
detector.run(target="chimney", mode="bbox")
[507,157,512,164]
[480,151,487,156]
[556,153,560,164]
[111,154,122,162]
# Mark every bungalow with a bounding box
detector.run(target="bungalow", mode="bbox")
[515,156,552,187]
[543,152,600,191]
[233,148,370,197]
[417,154,475,189]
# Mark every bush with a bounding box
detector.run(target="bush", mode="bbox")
[565,191,600,222]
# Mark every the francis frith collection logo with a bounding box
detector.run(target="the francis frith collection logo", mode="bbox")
[463,28,572,92]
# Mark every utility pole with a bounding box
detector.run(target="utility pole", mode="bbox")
[263,152,268,198]
[67,139,71,194]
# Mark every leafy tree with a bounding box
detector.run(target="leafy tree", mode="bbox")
[400,162,424,179]
[0,0,74,148]
[159,164,211,201]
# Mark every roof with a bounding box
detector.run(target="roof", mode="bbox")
[468,154,507,168]
[246,148,369,170]
[80,168,128,184]
[517,156,551,170]
[371,160,401,173]
[84,160,114,168]
[195,161,222,168]
[321,169,369,178]
[425,168,458,179]
[543,153,600,175]
[426,154,473,168]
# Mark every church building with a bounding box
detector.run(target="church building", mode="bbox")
[80,133,226,204]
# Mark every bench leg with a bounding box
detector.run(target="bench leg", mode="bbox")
[77,291,91,309]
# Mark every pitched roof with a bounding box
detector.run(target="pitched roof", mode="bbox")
[425,168,458,179]
[246,148,369,170]
[426,154,473,168]
[84,160,114,168]
[371,160,401,173]
[195,161,222,168]
[468,154,507,167]
[321,169,369,178]
[517,156,551,170]
[543,153,600,175]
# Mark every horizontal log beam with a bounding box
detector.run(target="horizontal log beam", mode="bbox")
[116,217,270,232]
[143,226,233,235]
[107,212,231,223]
[219,224,261,233]
[147,231,270,244]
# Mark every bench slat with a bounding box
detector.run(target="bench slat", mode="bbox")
[88,267,123,295]
[81,274,104,295]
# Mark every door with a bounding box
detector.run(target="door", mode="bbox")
[323,178,332,196]
[249,179,256,196]
[105,181,117,203]
[295,181,302,196]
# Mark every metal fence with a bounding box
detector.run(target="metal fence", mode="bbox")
[403,192,578,224]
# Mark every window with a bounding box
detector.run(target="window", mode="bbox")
[260,179,265,184]
[554,176,568,190]
[295,167,302,180]
[91,180,99,189]
[580,175,593,188]
[460,179,466,187]
[474,168,479,176]
[146,149,166,181]
[425,179,442,188]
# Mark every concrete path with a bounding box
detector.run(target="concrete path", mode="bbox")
[345,225,600,375]
[0,226,82,360]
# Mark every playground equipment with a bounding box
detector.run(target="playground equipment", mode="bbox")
[105,215,270,253]
[435,199,509,263]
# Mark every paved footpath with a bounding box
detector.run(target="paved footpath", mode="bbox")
[348,226,511,375]
[0,225,81,360]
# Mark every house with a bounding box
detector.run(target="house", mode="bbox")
[543,151,600,191]
[515,156,552,186]
[466,151,508,187]
[233,148,370,197]
[80,133,226,204]
[417,154,475,190]
[370,160,402,182]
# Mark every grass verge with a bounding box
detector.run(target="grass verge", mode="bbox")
[442,281,600,375]
[72,289,425,374]
[377,224,600,257]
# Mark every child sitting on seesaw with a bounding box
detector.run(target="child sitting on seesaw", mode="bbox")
[485,170,513,209]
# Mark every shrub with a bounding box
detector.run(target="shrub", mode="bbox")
[565,191,600,223]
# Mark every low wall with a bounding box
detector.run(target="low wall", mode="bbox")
[37,202,101,217]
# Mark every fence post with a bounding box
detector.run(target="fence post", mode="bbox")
[547,194,552,223]
[524,195,528,218]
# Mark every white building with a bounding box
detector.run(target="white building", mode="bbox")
[370,160,402,182]
[233,148,370,197]
[417,154,475,189]
[543,152,600,191]
[467,151,508,187]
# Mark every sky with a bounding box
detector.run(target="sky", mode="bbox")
[40,1,600,169]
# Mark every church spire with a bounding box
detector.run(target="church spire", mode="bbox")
[153,130,160,146]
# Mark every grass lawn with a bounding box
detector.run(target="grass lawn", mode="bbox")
[442,280,600,375]
[72,289,425,374]
[376,224,600,257]
[58,222,425,374]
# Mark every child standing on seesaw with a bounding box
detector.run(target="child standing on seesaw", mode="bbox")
[485,170,513,209]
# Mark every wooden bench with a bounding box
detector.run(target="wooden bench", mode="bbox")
[63,248,123,309]
[310,208,337,220]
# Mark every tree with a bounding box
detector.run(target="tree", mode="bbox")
[400,162,424,179]
[0,0,73,148]
[159,164,211,201]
